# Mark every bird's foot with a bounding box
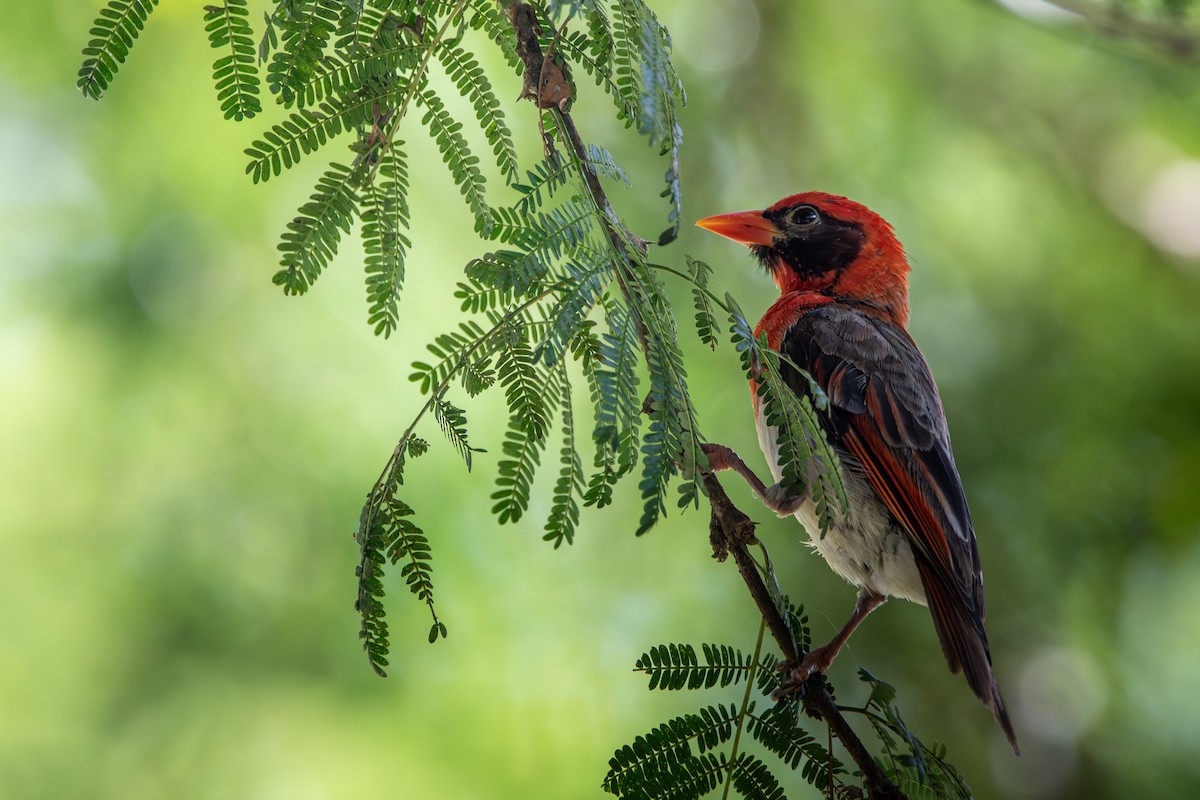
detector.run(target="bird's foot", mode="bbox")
[770,645,837,701]
[700,443,745,474]
[762,482,806,517]
[702,444,807,516]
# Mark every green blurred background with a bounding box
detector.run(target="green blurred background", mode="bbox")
[4,0,1200,797]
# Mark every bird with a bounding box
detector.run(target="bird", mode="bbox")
[695,191,1018,753]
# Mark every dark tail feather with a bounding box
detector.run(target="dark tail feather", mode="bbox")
[922,570,1020,754]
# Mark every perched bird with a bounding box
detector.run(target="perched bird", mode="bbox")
[696,192,1018,752]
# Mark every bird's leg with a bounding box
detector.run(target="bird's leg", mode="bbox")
[773,589,886,699]
[701,443,806,516]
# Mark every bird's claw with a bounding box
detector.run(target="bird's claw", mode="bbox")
[763,482,806,517]
[770,647,835,701]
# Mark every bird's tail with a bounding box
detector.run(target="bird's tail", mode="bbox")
[923,573,1020,754]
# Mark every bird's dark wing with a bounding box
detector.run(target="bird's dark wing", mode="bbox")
[780,304,1014,745]
[782,305,982,613]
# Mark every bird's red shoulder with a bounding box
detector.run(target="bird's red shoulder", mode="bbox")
[754,291,835,351]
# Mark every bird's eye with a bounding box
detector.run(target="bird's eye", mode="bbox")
[792,205,820,226]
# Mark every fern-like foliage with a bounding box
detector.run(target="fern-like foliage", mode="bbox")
[608,0,684,243]
[609,621,971,799]
[355,438,444,677]
[77,3,980,795]
[636,643,753,691]
[853,670,973,800]
[727,295,847,535]
[361,143,411,337]
[604,706,738,798]
[435,40,519,183]
[76,0,685,347]
[204,1,262,120]
[273,161,362,295]
[544,365,585,547]
[77,0,159,100]
[419,87,493,235]
[266,0,339,105]
[686,256,719,350]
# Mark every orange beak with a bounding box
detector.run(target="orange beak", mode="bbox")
[695,210,777,248]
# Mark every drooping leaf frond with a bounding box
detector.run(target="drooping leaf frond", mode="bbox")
[418,88,493,235]
[434,396,485,470]
[492,409,551,525]
[77,0,159,100]
[273,161,362,295]
[496,321,551,440]
[603,707,738,798]
[544,365,585,547]
[609,0,683,242]
[355,444,445,677]
[204,1,262,121]
[626,249,705,529]
[266,0,339,105]
[435,41,519,182]
[727,295,848,535]
[589,296,642,495]
[361,143,412,337]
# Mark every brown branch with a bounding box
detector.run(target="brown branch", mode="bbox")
[1011,0,1200,59]
[503,4,903,797]
[505,1,651,354]
[704,473,906,800]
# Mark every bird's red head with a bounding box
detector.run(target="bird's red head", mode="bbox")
[696,192,911,328]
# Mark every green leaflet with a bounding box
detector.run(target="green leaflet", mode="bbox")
[543,365,585,547]
[77,0,160,100]
[266,0,339,105]
[204,0,262,121]
[273,162,362,295]
[355,443,445,677]
[727,295,848,536]
[361,144,411,337]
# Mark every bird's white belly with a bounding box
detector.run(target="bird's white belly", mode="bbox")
[755,416,927,605]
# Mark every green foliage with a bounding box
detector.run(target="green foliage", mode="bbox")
[609,0,684,244]
[435,40,519,183]
[636,643,753,691]
[685,256,718,350]
[266,1,339,105]
[419,87,493,235]
[77,0,159,100]
[433,396,484,470]
[204,1,262,121]
[355,444,445,677]
[609,621,972,799]
[361,144,411,337]
[727,296,847,536]
[544,366,585,547]
[273,161,362,295]
[853,670,973,800]
[603,706,739,798]
[72,5,869,791]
